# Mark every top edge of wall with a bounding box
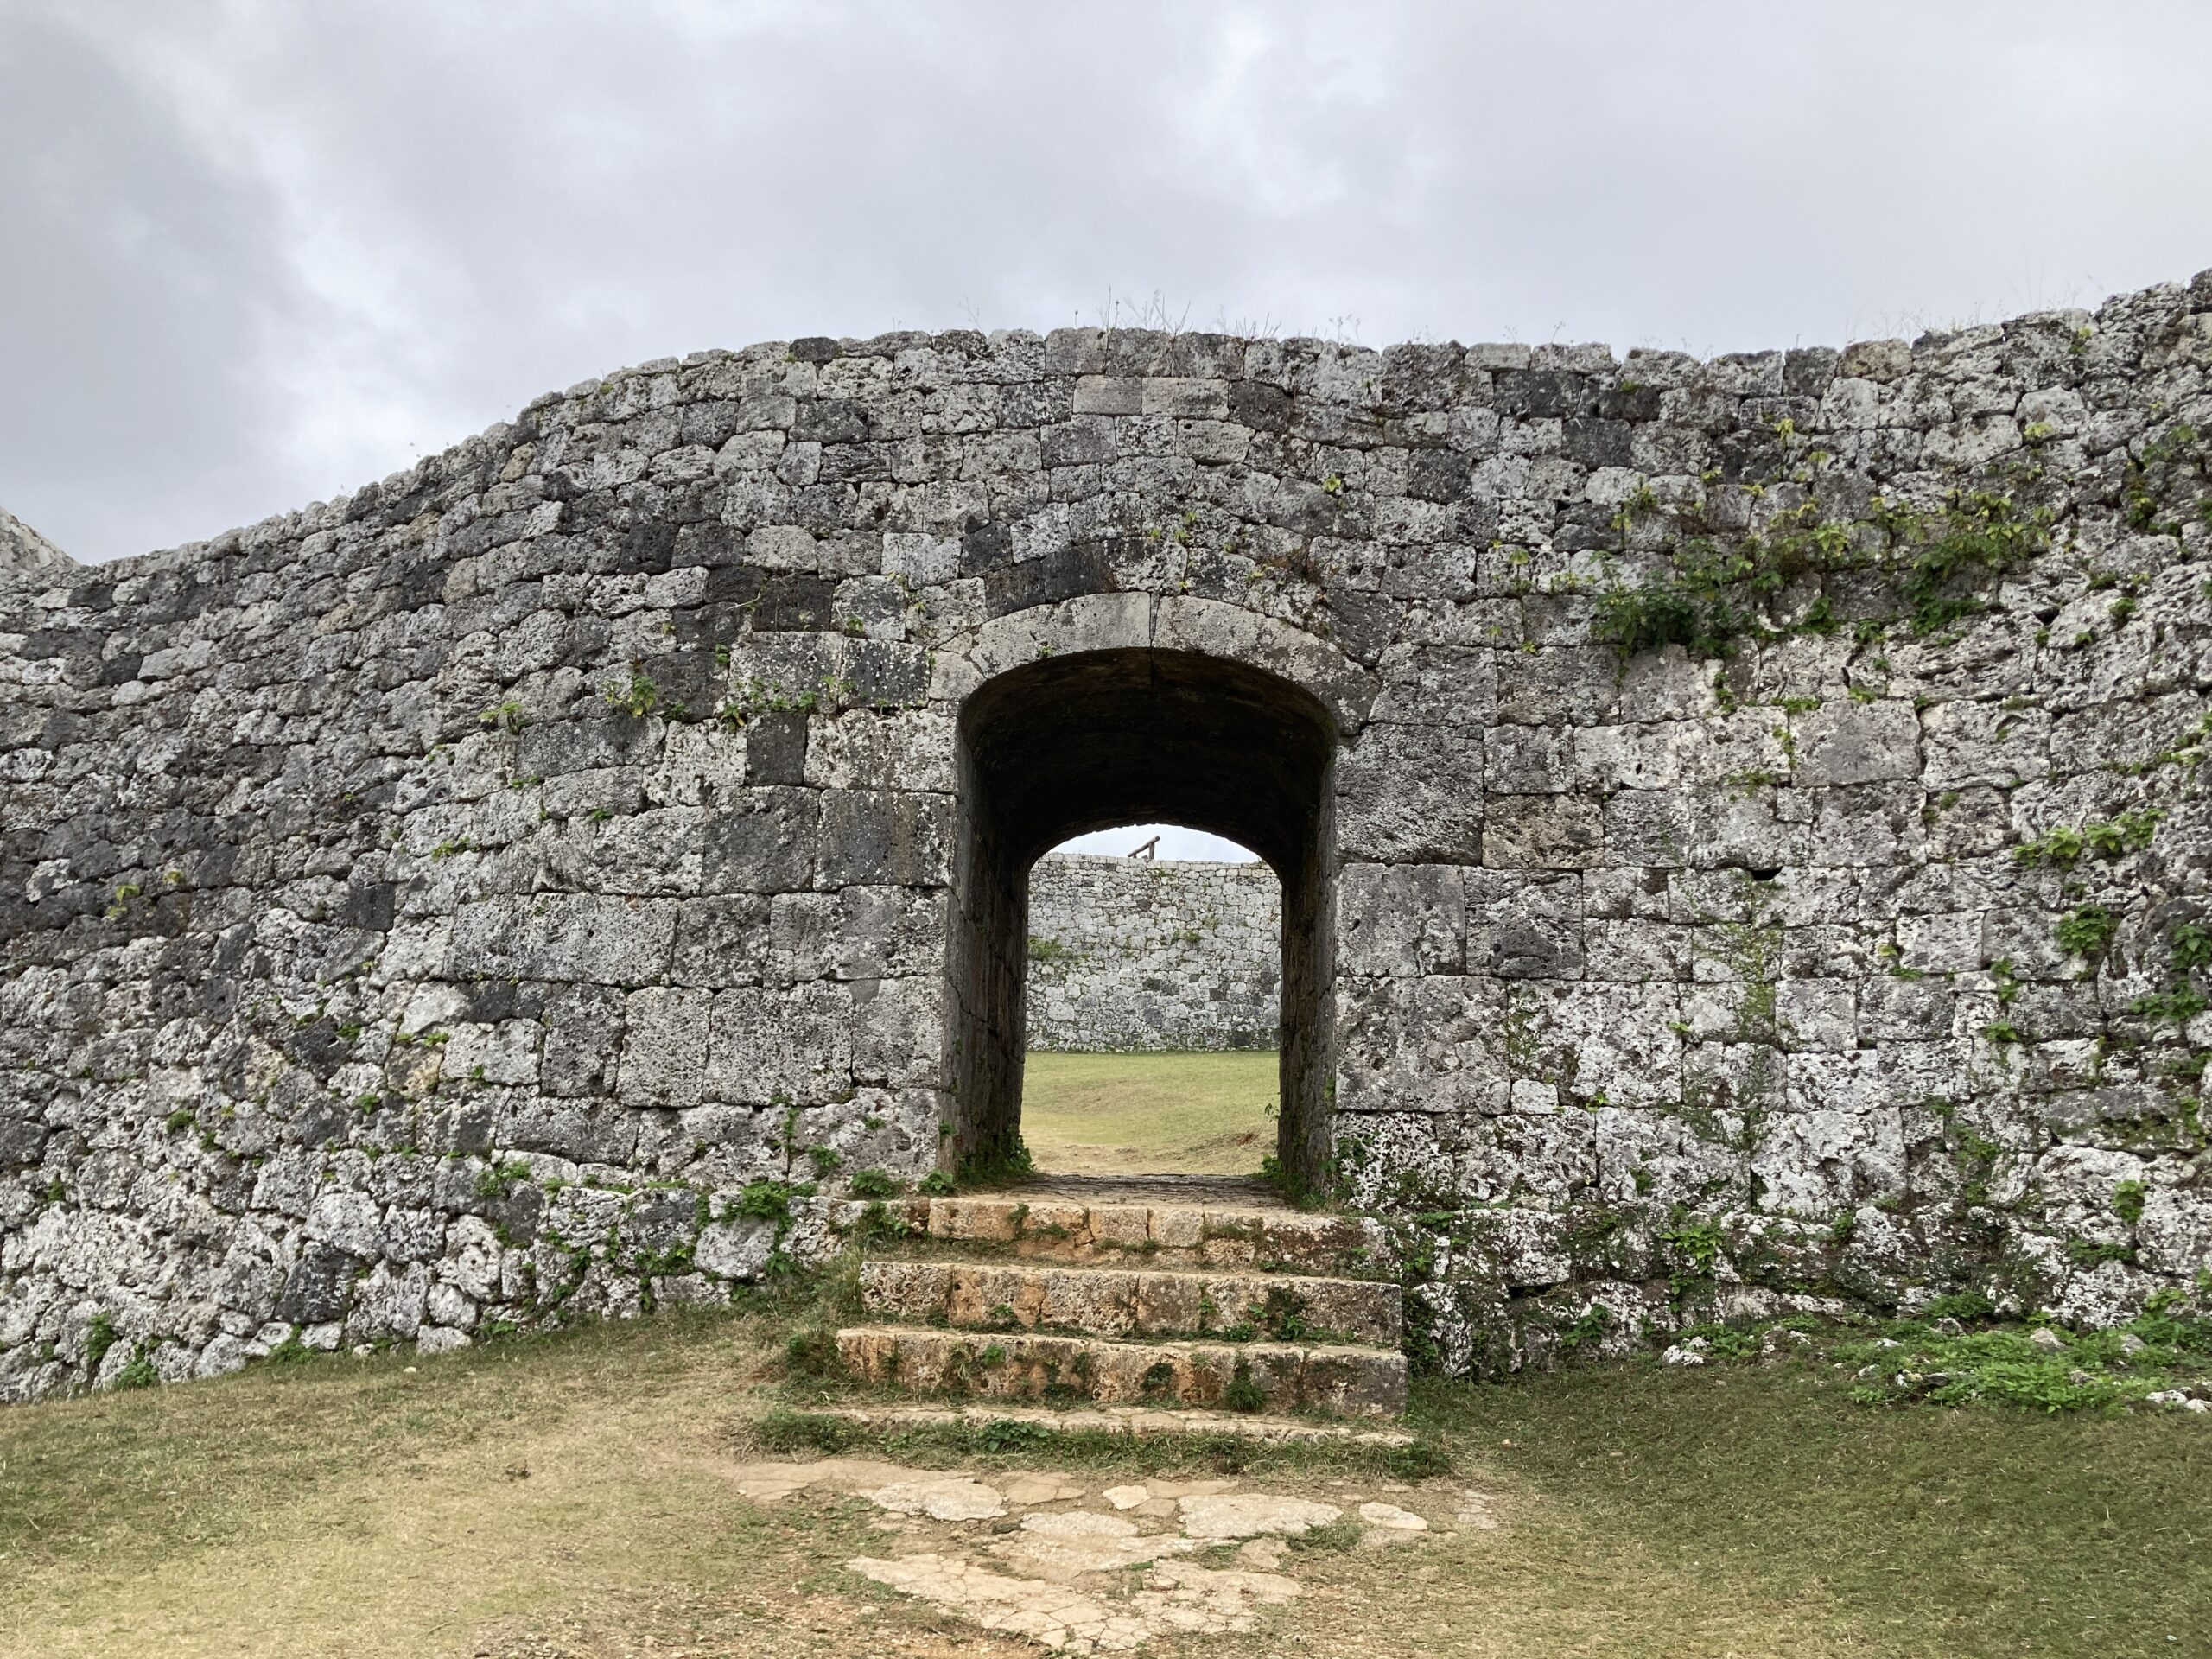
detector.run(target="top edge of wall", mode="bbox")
[44,269,2212,582]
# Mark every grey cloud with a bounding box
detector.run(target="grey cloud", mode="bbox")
[0,8,315,563]
[3,0,2210,562]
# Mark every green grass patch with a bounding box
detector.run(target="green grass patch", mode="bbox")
[1429,1355,2212,1656]
[1020,1049,1277,1175]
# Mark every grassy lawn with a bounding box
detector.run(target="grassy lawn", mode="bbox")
[3,1302,2207,1656]
[1020,1049,1277,1175]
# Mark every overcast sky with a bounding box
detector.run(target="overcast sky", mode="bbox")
[7,0,2209,861]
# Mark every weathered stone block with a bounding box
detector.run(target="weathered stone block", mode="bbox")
[619,988,711,1107]
[1340,864,1465,977]
[448,893,677,986]
[816,789,951,887]
[1338,723,1483,863]
[706,983,853,1106]
[701,788,819,891]
[1791,700,1921,786]
[1484,796,1603,869]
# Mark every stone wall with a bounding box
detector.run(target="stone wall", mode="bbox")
[1025,853,1280,1052]
[1,507,76,592]
[3,270,2210,1398]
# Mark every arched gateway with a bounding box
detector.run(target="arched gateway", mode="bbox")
[947,636,1340,1192]
[3,278,2210,1400]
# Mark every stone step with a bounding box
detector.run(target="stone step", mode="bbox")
[798,1402,1416,1446]
[910,1192,1382,1277]
[832,1324,1407,1418]
[860,1258,1402,1348]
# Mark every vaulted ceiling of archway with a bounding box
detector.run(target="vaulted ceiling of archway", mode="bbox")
[958,648,1336,876]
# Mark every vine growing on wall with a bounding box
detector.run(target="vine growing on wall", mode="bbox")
[1596,472,2056,658]
[1595,412,2212,662]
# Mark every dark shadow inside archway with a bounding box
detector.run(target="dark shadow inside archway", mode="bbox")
[945,648,1337,1193]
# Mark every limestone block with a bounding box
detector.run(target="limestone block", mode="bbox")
[833,887,950,982]
[1783,1044,1960,1116]
[541,983,628,1097]
[441,1018,542,1089]
[1494,646,1615,727]
[671,894,771,988]
[1573,721,1687,791]
[448,893,677,987]
[1465,870,1585,979]
[2138,1185,2212,1277]
[850,976,944,1089]
[963,592,1151,681]
[707,983,854,1106]
[619,988,711,1107]
[347,1260,430,1341]
[1338,723,1483,863]
[1369,644,1497,728]
[1583,918,1692,982]
[701,786,819,892]
[1897,912,1983,974]
[1772,980,1853,1052]
[1808,783,1926,867]
[2031,1144,2147,1245]
[1484,795,1603,870]
[1339,864,1466,977]
[1524,982,1685,1107]
[379,1206,446,1264]
[1790,700,1920,786]
[305,1190,382,1258]
[882,531,959,585]
[485,1096,622,1164]
[767,893,842,984]
[1484,724,1580,792]
[1751,1109,1906,1218]
[438,1215,504,1302]
[1592,1107,1745,1208]
[816,789,951,887]
[1455,1113,1598,1208]
[804,709,957,794]
[1920,700,2050,791]
[1858,975,1955,1041]
[1605,785,1806,871]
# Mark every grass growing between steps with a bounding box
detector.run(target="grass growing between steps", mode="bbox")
[3,1302,2209,1656]
[753,1404,1445,1479]
[1020,1049,1277,1175]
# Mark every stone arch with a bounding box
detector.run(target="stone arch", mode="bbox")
[944,636,1345,1192]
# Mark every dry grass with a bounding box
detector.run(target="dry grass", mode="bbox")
[0,1310,1013,1657]
[2,1304,2209,1656]
[1020,1050,1276,1175]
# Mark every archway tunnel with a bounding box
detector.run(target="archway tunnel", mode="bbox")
[944,647,1338,1192]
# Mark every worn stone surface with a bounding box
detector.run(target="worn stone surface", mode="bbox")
[859,1258,1402,1346]
[0,507,77,594]
[834,1323,1406,1416]
[1026,853,1279,1052]
[1175,1492,1344,1540]
[845,1182,1405,1419]
[719,1457,1463,1652]
[4,276,2212,1398]
[810,1402,1416,1446]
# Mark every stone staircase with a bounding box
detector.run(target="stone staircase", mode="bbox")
[835,1176,1407,1419]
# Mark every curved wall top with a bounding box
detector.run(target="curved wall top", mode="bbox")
[3,272,2210,1395]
